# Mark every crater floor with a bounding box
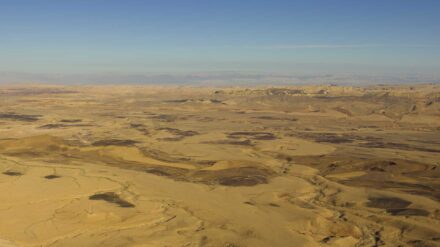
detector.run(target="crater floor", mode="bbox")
[0,84,439,247]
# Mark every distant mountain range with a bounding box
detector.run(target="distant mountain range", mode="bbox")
[1,71,439,85]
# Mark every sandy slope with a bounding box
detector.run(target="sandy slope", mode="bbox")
[0,84,439,246]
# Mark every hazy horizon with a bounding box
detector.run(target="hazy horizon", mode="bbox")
[1,71,440,86]
[1,0,440,84]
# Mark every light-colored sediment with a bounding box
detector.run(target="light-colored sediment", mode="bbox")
[0,84,439,246]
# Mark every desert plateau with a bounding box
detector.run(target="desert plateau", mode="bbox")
[0,84,438,247]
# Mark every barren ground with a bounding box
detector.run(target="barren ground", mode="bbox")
[0,84,439,247]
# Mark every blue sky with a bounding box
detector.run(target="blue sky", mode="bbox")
[1,0,439,83]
